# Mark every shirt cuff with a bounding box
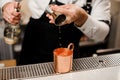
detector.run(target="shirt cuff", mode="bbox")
[78,15,94,34]
[76,15,109,42]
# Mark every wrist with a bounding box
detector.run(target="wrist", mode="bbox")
[74,13,88,27]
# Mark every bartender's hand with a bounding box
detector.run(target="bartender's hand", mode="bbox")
[2,2,21,25]
[46,4,88,27]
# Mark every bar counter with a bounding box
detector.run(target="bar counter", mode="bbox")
[0,53,120,80]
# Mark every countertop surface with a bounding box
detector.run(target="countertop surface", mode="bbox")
[27,65,120,80]
[1,53,120,80]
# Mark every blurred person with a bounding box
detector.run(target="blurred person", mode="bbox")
[0,0,111,65]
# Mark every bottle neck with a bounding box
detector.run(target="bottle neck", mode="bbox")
[11,24,20,28]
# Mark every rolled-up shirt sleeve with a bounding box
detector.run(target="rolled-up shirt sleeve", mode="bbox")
[77,0,111,42]
[78,15,110,42]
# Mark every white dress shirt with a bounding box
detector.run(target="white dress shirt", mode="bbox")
[0,0,14,8]
[0,0,111,42]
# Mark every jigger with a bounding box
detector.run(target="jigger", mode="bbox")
[46,5,66,26]
[53,43,74,73]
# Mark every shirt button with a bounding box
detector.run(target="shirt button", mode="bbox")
[59,37,61,40]
[82,28,85,31]
[59,43,62,46]
[59,31,61,33]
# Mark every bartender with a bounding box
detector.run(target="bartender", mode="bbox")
[0,0,111,65]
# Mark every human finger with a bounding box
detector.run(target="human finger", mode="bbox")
[51,5,69,15]
[46,13,55,24]
[3,12,20,24]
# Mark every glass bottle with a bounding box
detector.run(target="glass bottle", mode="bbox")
[4,2,21,45]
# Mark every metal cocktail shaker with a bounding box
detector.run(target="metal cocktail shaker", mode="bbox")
[46,5,66,26]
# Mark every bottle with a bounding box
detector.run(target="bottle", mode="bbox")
[46,5,66,26]
[4,2,21,45]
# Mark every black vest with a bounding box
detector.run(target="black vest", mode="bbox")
[18,0,92,65]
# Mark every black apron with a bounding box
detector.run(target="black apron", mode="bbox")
[18,0,92,65]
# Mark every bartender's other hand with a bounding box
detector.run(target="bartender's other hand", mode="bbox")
[46,4,88,27]
[2,2,21,25]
